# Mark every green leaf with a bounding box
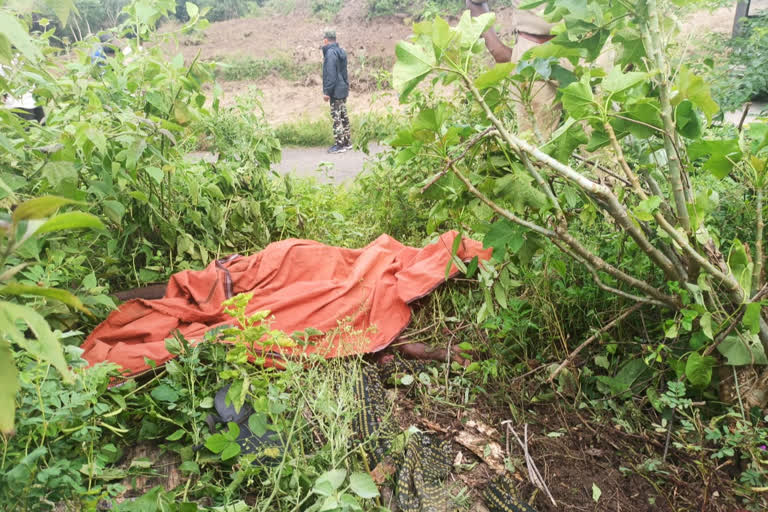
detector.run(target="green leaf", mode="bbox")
[42,0,75,26]
[484,220,525,259]
[688,139,742,179]
[456,11,495,50]
[493,282,508,310]
[314,469,347,496]
[561,76,596,120]
[35,212,106,236]
[431,16,454,54]
[474,62,516,90]
[221,442,240,461]
[742,303,762,335]
[0,283,90,314]
[700,313,713,340]
[0,13,41,63]
[248,412,268,437]
[166,429,185,441]
[592,483,602,503]
[12,196,80,224]
[602,66,648,95]
[634,196,661,222]
[727,240,753,297]
[126,138,147,171]
[673,67,719,123]
[186,1,199,19]
[145,166,164,186]
[0,301,74,383]
[393,41,436,102]
[685,352,716,388]
[151,383,179,403]
[103,200,126,224]
[675,100,702,139]
[717,334,768,365]
[41,162,77,191]
[349,472,379,499]
[0,339,19,435]
[205,433,229,454]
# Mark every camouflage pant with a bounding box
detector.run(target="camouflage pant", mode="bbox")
[330,98,351,147]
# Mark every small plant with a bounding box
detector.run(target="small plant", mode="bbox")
[311,0,345,21]
[1,196,104,434]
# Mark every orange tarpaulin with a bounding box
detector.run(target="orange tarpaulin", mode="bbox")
[81,231,491,376]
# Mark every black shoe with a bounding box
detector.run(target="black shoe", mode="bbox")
[328,145,347,154]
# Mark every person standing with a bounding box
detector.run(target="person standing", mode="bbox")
[321,29,351,154]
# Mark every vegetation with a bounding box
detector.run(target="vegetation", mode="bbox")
[213,55,318,82]
[2,0,768,511]
[709,15,768,112]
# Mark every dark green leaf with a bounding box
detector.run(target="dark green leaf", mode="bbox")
[675,100,702,138]
[150,384,179,403]
[685,352,716,388]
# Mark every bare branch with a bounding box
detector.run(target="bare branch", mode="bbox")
[547,303,644,383]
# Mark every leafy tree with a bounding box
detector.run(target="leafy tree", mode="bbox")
[392,2,768,398]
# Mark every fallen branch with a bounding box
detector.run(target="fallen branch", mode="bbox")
[547,303,644,384]
[503,423,557,507]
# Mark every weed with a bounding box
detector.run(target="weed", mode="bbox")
[213,55,318,82]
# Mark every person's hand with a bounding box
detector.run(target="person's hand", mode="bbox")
[323,95,330,102]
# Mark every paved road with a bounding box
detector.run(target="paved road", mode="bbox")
[273,144,385,184]
[186,144,386,185]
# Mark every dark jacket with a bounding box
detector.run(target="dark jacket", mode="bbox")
[322,42,349,100]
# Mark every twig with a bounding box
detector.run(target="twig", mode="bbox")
[503,423,557,506]
[421,127,496,193]
[738,101,752,132]
[662,412,673,463]
[572,154,632,187]
[547,303,643,383]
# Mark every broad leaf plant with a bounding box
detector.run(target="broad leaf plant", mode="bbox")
[392,1,768,399]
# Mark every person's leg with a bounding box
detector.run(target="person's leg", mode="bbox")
[339,99,351,147]
[330,98,345,148]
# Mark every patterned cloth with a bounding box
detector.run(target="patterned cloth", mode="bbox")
[330,98,351,147]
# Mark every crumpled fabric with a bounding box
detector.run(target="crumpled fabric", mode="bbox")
[81,231,491,376]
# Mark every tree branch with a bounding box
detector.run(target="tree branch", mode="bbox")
[421,127,497,193]
[547,303,644,383]
[448,162,679,307]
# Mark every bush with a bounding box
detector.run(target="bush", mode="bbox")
[214,55,318,82]
[311,0,345,20]
[710,15,768,112]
